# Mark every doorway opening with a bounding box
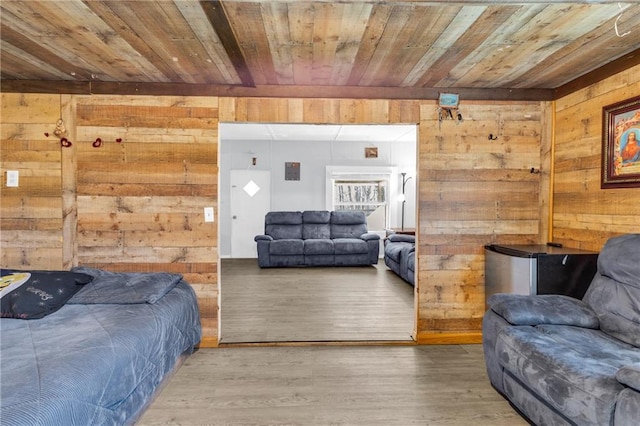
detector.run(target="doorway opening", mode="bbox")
[218,123,417,343]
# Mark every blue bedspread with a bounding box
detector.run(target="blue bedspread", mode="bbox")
[69,266,183,304]
[0,278,201,425]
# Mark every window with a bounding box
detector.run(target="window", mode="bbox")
[334,180,388,231]
[334,180,386,212]
[326,166,395,232]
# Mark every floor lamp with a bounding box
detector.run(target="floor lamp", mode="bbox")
[399,172,412,231]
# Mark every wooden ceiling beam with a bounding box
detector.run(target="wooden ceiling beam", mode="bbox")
[1,80,91,94]
[200,0,255,87]
[206,84,554,101]
[554,48,640,99]
[0,79,554,101]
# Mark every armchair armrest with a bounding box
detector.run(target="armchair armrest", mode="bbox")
[254,235,273,242]
[361,232,380,241]
[488,294,599,328]
[386,234,415,244]
[617,363,640,392]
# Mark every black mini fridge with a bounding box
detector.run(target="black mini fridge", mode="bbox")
[484,244,599,305]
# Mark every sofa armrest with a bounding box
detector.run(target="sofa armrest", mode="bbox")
[386,234,415,243]
[361,232,380,241]
[617,363,640,392]
[487,294,599,328]
[254,235,273,242]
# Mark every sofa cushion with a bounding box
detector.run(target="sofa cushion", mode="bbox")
[304,239,334,255]
[265,211,303,240]
[406,250,415,272]
[302,210,331,223]
[269,239,304,255]
[334,238,368,255]
[596,233,640,287]
[401,248,415,285]
[583,234,640,347]
[330,210,365,225]
[302,210,331,240]
[384,241,413,263]
[330,211,367,239]
[615,388,640,426]
[303,223,330,240]
[496,325,638,425]
[386,234,415,244]
[616,362,640,392]
[265,211,303,225]
[488,294,599,328]
[266,224,303,240]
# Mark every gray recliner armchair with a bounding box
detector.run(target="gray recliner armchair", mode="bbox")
[482,234,640,426]
[383,233,415,285]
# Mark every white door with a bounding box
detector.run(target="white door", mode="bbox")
[230,170,271,258]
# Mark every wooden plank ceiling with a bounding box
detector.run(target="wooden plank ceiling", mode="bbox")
[1,0,639,100]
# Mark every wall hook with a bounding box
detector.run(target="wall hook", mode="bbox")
[488,134,498,140]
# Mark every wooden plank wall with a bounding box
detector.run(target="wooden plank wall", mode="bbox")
[1,94,65,269]
[553,64,640,251]
[2,93,546,345]
[72,95,219,345]
[222,97,547,343]
[416,101,546,342]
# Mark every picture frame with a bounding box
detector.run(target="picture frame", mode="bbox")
[602,95,640,188]
[365,147,378,158]
[438,93,459,109]
[285,162,300,181]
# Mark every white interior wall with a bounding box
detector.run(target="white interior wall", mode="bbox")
[219,125,417,257]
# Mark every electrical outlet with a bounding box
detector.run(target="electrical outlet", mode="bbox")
[204,207,214,222]
[6,170,19,187]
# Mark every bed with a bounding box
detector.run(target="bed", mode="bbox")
[0,266,202,425]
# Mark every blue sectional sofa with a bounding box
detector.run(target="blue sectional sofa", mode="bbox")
[483,234,640,426]
[254,210,380,268]
[384,233,415,285]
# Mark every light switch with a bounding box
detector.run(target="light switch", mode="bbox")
[6,170,19,187]
[204,207,214,222]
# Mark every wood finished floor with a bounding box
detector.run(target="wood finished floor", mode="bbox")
[138,344,526,425]
[219,259,416,343]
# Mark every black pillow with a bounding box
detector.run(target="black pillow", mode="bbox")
[1,269,93,319]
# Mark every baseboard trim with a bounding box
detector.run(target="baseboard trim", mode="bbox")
[416,332,483,345]
[200,335,482,348]
[199,337,219,348]
[217,340,417,348]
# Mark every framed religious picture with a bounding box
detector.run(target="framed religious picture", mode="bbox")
[602,95,640,188]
